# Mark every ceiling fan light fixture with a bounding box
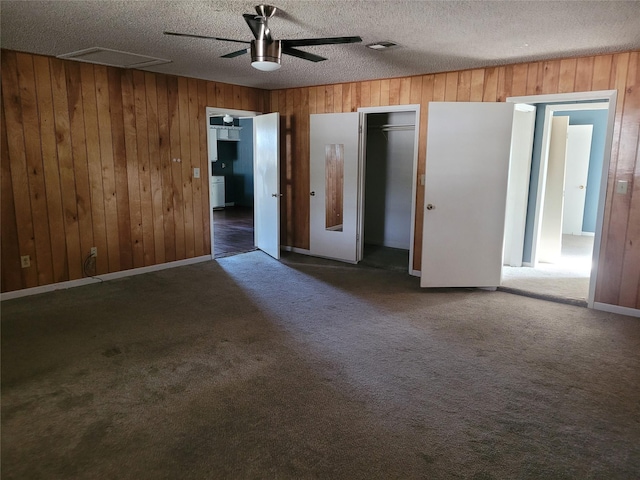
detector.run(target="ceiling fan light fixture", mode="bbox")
[250,39,282,71]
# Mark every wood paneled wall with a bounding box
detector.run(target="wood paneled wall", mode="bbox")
[2,49,639,310]
[267,51,640,309]
[1,50,267,292]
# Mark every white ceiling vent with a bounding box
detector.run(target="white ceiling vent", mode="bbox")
[57,47,171,69]
[366,41,400,50]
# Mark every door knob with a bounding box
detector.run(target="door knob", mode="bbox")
[579,185,585,189]
[426,204,435,210]
[271,193,283,197]
[310,191,315,196]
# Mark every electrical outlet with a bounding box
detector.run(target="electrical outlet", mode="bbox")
[616,180,628,195]
[21,255,30,268]
[193,167,200,179]
[90,247,97,257]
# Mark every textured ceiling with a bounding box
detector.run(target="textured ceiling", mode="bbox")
[2,0,640,90]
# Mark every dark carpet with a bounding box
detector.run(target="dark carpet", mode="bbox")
[2,251,639,479]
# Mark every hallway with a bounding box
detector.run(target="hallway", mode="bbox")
[213,206,256,258]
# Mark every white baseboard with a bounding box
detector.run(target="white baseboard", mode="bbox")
[1,255,212,301]
[592,302,640,318]
[410,269,421,277]
[581,232,595,237]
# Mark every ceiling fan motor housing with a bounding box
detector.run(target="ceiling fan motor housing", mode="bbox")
[251,39,282,64]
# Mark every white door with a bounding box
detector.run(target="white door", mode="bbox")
[538,116,569,263]
[421,102,515,288]
[562,125,593,235]
[503,104,536,267]
[309,113,360,262]
[254,112,280,259]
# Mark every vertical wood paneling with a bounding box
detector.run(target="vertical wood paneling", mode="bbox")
[145,72,166,264]
[370,80,381,107]
[470,69,485,101]
[360,81,371,107]
[605,52,639,307]
[121,70,144,268]
[457,70,472,102]
[2,50,639,311]
[178,77,194,259]
[399,78,411,104]
[34,56,67,282]
[106,66,132,272]
[596,53,631,303]
[17,53,54,285]
[133,70,155,266]
[482,67,499,101]
[94,65,120,272]
[380,79,390,106]
[188,78,203,258]
[558,58,577,92]
[511,64,529,97]
[445,72,458,101]
[1,51,38,288]
[1,106,23,291]
[575,56,595,91]
[389,78,400,105]
[65,61,94,271]
[497,65,513,102]
[593,55,613,90]
[156,74,176,262]
[80,63,109,275]
[51,58,83,280]
[333,84,343,112]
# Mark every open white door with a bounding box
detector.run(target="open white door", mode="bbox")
[503,104,536,267]
[538,116,569,263]
[254,112,280,259]
[421,102,515,288]
[563,125,593,235]
[309,112,360,262]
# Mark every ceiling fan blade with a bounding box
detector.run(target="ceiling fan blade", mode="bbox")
[243,13,272,41]
[163,31,250,44]
[283,36,362,47]
[221,48,249,59]
[282,46,326,63]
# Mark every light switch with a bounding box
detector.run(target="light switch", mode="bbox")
[193,167,200,179]
[616,180,628,195]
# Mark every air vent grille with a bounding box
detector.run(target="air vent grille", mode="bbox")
[57,47,171,68]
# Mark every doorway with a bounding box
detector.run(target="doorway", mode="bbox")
[361,111,417,272]
[502,92,616,307]
[207,107,284,262]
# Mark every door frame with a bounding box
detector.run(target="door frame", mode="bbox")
[205,107,260,258]
[357,105,421,275]
[530,101,609,266]
[507,90,617,309]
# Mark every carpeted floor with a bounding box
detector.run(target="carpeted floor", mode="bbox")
[2,250,639,479]
[501,235,594,305]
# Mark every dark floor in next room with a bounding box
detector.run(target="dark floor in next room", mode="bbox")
[213,206,256,258]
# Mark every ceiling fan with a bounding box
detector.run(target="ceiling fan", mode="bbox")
[164,4,362,71]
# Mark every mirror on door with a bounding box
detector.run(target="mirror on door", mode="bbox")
[325,144,344,232]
